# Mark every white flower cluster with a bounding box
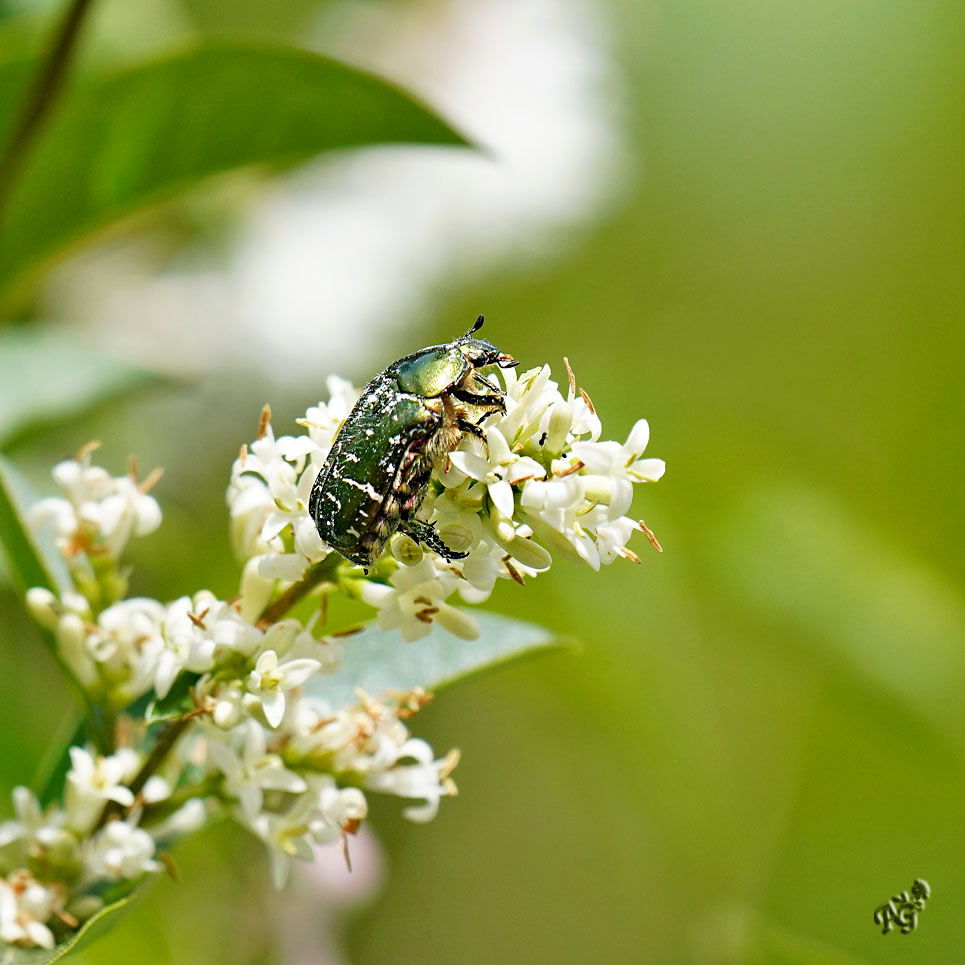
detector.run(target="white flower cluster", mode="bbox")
[0,751,191,950]
[9,350,665,950]
[29,444,161,564]
[10,438,462,948]
[226,376,356,580]
[26,587,338,714]
[228,359,664,641]
[204,688,457,889]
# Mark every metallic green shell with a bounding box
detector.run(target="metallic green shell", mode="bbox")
[309,376,438,562]
[393,346,468,397]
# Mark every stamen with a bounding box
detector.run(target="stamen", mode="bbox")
[502,555,525,585]
[554,460,584,478]
[257,404,271,441]
[563,356,576,398]
[75,439,102,462]
[638,519,663,552]
[139,467,164,494]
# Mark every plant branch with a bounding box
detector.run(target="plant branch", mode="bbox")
[0,0,97,223]
[257,560,334,627]
[129,717,191,799]
[96,715,191,829]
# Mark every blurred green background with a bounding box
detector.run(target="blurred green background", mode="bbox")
[1,0,964,962]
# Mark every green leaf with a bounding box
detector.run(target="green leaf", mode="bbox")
[0,455,115,753]
[0,452,67,596]
[0,43,470,303]
[307,611,572,710]
[0,884,146,964]
[0,329,165,446]
[144,671,199,724]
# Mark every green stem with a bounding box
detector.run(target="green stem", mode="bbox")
[257,559,335,626]
[96,715,191,828]
[0,0,98,225]
[129,717,191,799]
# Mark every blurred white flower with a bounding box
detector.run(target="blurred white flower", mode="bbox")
[0,872,62,950]
[29,449,161,560]
[364,741,459,823]
[207,722,307,821]
[84,821,161,881]
[64,747,139,833]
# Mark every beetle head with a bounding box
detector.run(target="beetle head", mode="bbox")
[459,315,518,369]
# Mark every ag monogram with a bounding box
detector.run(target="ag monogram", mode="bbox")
[873,878,930,935]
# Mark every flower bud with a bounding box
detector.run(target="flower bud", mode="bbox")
[390,533,423,565]
[541,401,573,459]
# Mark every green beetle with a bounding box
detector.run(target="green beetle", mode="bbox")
[309,316,517,569]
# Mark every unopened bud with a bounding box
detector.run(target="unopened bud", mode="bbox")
[542,401,573,459]
[390,533,423,565]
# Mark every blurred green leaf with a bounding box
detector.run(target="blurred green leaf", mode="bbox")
[308,611,572,710]
[2,884,145,963]
[0,42,470,303]
[0,455,114,752]
[718,484,965,740]
[0,452,66,595]
[31,709,83,807]
[0,329,164,446]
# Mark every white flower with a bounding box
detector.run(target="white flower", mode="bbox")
[84,821,161,881]
[570,418,665,518]
[0,787,56,848]
[29,451,161,560]
[87,597,166,704]
[449,426,545,517]
[495,364,560,448]
[283,693,456,823]
[364,741,459,823]
[64,747,139,833]
[246,649,321,728]
[0,873,61,950]
[227,407,336,574]
[296,376,359,454]
[155,593,261,698]
[359,558,479,641]
[206,722,307,821]
[249,774,367,889]
[207,682,246,730]
[250,793,318,890]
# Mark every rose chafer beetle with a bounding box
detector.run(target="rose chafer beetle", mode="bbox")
[309,316,517,569]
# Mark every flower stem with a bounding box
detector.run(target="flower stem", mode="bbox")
[0,0,98,224]
[257,560,335,627]
[96,716,191,829]
[129,717,192,798]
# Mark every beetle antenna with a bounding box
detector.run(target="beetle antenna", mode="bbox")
[465,314,485,337]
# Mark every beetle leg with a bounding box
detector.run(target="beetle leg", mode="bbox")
[472,371,501,394]
[402,518,469,561]
[457,418,487,442]
[452,388,507,413]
